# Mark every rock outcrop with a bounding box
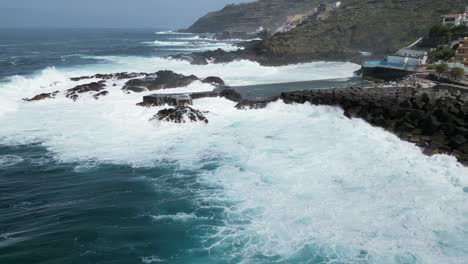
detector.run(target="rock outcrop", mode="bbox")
[151,106,209,124]
[235,96,280,110]
[281,86,468,165]
[25,71,227,104]
[70,72,144,81]
[122,71,225,93]
[65,81,107,101]
[23,91,59,101]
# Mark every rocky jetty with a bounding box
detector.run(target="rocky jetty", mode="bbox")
[281,86,468,165]
[151,106,209,124]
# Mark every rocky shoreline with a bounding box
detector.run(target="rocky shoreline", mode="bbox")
[22,68,468,165]
[280,86,468,165]
[169,47,363,66]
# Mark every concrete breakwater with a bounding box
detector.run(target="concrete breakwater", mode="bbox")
[281,86,468,165]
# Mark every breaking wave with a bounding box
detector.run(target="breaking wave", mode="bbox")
[0,52,467,263]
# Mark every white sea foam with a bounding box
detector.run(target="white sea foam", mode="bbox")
[151,213,207,221]
[143,40,195,46]
[141,255,165,263]
[76,56,361,86]
[154,31,191,35]
[0,60,466,263]
[142,40,241,51]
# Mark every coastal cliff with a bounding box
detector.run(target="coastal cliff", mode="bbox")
[181,0,467,65]
[257,0,467,61]
[183,0,329,33]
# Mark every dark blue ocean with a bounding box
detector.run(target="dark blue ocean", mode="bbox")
[1,29,467,264]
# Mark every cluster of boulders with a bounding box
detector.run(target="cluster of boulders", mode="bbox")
[22,70,226,103]
[151,106,209,124]
[138,87,245,123]
[65,80,107,101]
[281,86,468,165]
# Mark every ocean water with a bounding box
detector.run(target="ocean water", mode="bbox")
[0,29,468,264]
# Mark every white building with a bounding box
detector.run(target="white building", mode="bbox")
[441,7,468,26]
[384,49,428,67]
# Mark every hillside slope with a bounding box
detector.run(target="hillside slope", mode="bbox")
[184,0,332,33]
[255,0,467,62]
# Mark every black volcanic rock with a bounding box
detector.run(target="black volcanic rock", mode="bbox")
[219,87,243,103]
[122,70,222,93]
[151,106,208,124]
[70,72,144,81]
[235,96,280,110]
[65,81,107,101]
[202,76,225,86]
[23,91,59,101]
[281,86,468,165]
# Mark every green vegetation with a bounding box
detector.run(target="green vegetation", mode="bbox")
[186,0,467,62]
[422,24,468,47]
[428,47,456,63]
[256,0,467,61]
[450,67,465,80]
[435,63,450,79]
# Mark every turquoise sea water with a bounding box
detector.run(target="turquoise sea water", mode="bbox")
[1,29,467,264]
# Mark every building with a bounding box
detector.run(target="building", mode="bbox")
[364,49,427,69]
[441,7,468,26]
[455,37,468,66]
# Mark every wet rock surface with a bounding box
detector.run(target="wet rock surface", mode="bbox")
[121,70,225,93]
[202,76,225,86]
[65,81,107,101]
[235,96,280,109]
[281,86,468,165]
[151,106,208,124]
[26,71,226,104]
[23,91,59,101]
[70,72,145,81]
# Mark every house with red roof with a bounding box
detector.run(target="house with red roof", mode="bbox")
[442,7,468,26]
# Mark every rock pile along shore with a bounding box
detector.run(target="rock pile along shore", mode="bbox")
[281,86,468,165]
